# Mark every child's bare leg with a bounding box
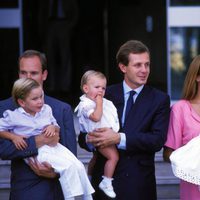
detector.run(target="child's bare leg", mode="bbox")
[87,152,97,180]
[98,145,119,178]
[98,145,118,198]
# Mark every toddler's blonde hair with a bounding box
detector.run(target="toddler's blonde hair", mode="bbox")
[12,78,41,106]
[80,70,106,93]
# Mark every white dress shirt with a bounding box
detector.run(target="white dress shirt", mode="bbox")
[118,81,144,149]
[0,104,58,136]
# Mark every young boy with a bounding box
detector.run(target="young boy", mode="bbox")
[0,78,94,200]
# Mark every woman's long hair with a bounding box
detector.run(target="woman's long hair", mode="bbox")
[182,55,200,100]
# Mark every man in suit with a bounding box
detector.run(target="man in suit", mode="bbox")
[0,50,77,200]
[79,40,170,200]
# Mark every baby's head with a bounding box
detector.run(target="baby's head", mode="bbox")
[12,78,44,115]
[81,70,107,100]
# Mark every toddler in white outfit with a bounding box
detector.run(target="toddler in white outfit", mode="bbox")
[75,70,119,198]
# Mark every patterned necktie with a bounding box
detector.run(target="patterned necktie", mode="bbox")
[125,90,136,121]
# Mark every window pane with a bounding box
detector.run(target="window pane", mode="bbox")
[170,27,200,99]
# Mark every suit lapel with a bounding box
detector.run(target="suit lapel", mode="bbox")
[123,85,152,131]
[106,83,124,128]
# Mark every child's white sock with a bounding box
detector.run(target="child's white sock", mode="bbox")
[99,176,116,198]
[102,176,113,185]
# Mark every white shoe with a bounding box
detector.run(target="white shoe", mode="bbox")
[99,181,116,198]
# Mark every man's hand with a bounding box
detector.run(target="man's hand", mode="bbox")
[87,127,120,148]
[28,157,58,178]
[163,146,174,163]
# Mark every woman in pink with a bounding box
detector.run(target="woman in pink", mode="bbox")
[163,55,200,200]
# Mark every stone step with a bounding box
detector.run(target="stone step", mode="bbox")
[0,160,10,200]
[155,154,180,199]
[77,148,180,200]
[0,160,11,180]
[0,149,180,200]
[157,184,179,200]
[0,189,10,200]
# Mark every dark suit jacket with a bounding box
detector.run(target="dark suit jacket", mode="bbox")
[0,95,77,200]
[79,83,170,200]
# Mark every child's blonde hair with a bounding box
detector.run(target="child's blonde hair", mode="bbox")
[80,70,106,93]
[12,78,41,106]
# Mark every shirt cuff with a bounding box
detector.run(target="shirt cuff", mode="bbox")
[117,132,126,150]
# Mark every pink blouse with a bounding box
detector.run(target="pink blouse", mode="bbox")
[165,99,200,200]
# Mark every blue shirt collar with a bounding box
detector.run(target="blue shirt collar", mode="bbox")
[123,81,144,96]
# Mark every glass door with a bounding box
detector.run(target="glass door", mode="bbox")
[167,0,200,100]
